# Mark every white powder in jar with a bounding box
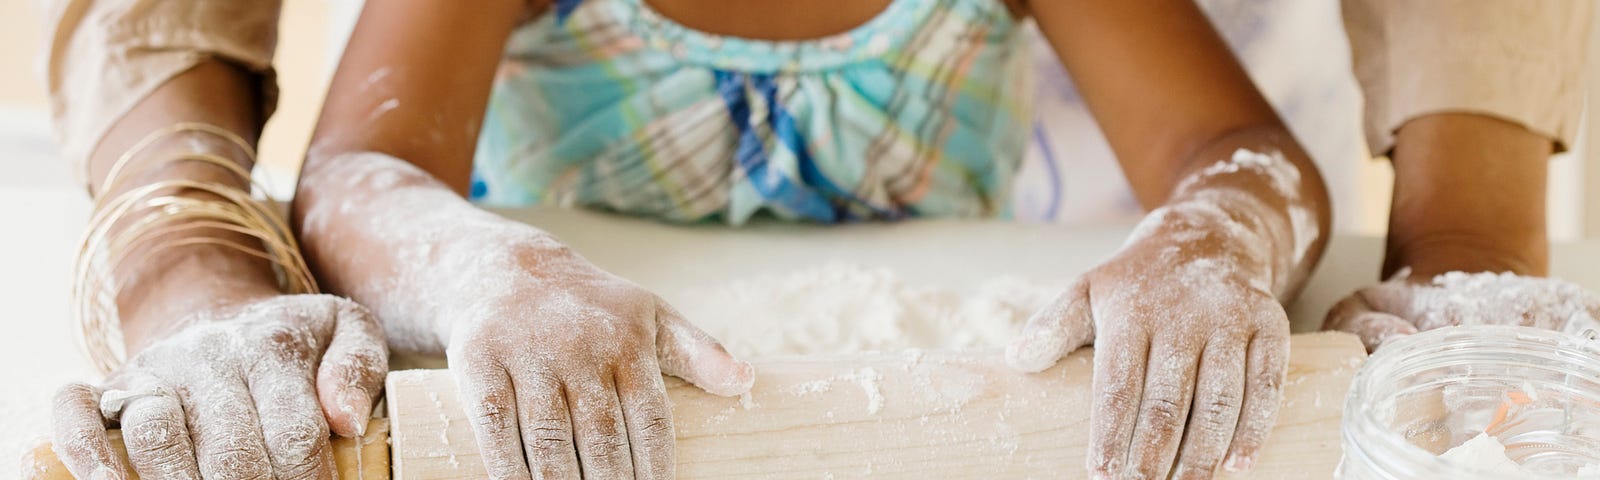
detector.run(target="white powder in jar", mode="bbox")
[1437,433,1530,476]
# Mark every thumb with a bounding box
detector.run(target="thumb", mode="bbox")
[655,301,755,397]
[316,298,390,437]
[1323,288,1418,353]
[1007,278,1096,373]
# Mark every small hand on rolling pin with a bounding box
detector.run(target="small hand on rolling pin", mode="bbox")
[53,295,387,479]
[295,152,755,479]
[441,240,756,479]
[1005,147,1328,479]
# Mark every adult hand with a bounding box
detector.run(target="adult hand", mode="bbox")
[52,295,387,479]
[1324,270,1600,352]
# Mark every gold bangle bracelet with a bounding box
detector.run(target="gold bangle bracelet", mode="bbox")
[96,122,255,199]
[72,123,316,374]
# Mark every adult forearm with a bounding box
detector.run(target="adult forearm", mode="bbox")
[1385,113,1551,279]
[86,61,282,352]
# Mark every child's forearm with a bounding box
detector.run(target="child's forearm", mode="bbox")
[293,151,559,355]
[1146,127,1333,302]
[1385,113,1551,279]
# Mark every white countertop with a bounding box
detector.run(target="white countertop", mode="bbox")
[6,186,1600,471]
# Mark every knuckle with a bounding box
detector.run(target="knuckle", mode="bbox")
[267,419,328,462]
[524,419,575,456]
[202,446,271,479]
[259,324,314,358]
[1251,370,1285,393]
[1141,397,1186,429]
[469,401,515,434]
[579,428,630,459]
[522,371,563,392]
[126,438,191,472]
[54,428,105,455]
[1099,386,1140,409]
[1198,398,1239,428]
[324,349,386,382]
[640,415,673,438]
[124,417,188,454]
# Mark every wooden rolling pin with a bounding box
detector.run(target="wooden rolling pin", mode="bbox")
[22,332,1364,479]
[20,419,389,479]
[387,332,1365,479]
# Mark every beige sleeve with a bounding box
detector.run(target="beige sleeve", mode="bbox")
[43,0,283,188]
[1343,0,1593,156]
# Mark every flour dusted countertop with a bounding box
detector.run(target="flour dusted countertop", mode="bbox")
[8,186,1600,472]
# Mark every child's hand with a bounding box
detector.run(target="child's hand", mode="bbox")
[1325,271,1600,352]
[296,151,753,477]
[442,239,754,479]
[1006,202,1291,479]
[52,295,386,479]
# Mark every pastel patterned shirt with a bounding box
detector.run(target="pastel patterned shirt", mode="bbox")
[473,0,1034,224]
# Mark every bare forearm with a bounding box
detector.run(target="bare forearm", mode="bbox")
[1135,127,1332,302]
[292,1,547,353]
[86,61,281,351]
[1384,113,1551,279]
[307,0,527,194]
[293,152,560,355]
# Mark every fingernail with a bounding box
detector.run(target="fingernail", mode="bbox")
[1223,452,1256,472]
[340,390,372,436]
[729,361,756,393]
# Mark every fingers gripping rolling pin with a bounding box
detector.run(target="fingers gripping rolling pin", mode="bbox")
[23,333,1363,478]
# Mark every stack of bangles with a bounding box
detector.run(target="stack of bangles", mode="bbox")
[71,122,318,374]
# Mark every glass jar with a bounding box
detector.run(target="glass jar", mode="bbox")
[1339,325,1600,479]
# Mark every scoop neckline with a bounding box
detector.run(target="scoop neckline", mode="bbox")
[631,0,913,44]
[613,0,937,73]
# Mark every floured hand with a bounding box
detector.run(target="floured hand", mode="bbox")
[440,238,754,480]
[52,295,387,479]
[1007,223,1289,479]
[1325,270,1600,352]
[1006,148,1320,479]
[296,151,755,479]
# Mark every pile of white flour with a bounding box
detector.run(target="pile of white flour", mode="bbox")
[1438,432,1600,477]
[663,263,1067,359]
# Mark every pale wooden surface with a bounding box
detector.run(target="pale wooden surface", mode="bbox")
[386,332,1365,479]
[20,418,391,479]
